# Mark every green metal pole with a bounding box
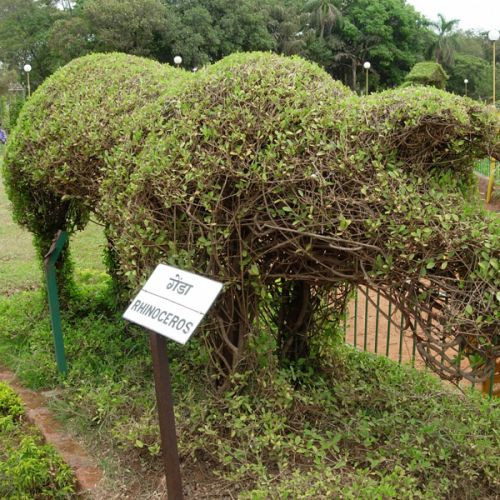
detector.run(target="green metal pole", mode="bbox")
[398,311,404,364]
[385,301,392,357]
[44,230,68,375]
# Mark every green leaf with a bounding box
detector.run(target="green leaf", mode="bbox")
[249,264,259,276]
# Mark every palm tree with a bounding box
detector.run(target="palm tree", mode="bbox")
[428,13,459,67]
[304,0,342,40]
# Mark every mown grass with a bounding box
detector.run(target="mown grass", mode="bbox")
[0,162,105,295]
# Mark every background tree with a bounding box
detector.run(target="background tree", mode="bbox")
[447,54,499,101]
[328,0,427,91]
[82,0,176,60]
[427,13,459,67]
[0,66,19,96]
[304,0,342,39]
[0,0,61,89]
[0,0,496,100]
[48,16,93,68]
[167,0,276,68]
[267,4,308,56]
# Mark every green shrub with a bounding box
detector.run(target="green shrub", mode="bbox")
[0,381,75,497]
[6,96,25,131]
[404,61,449,89]
[0,436,75,498]
[3,51,499,382]
[2,52,180,296]
[0,381,23,419]
[0,96,8,128]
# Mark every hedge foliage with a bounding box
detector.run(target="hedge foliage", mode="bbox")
[0,382,75,498]
[3,52,499,381]
[404,61,449,89]
[0,382,23,420]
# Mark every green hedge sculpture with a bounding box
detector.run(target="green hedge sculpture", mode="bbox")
[404,61,449,89]
[3,52,499,382]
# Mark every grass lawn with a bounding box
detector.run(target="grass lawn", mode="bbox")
[0,165,106,295]
[0,174,39,294]
[0,157,499,498]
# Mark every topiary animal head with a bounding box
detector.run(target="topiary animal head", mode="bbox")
[3,52,499,382]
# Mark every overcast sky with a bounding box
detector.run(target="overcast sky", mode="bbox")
[406,0,499,32]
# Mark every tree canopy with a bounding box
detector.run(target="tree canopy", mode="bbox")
[1,0,497,98]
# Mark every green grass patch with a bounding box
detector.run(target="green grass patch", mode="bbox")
[0,279,498,499]
[0,381,76,498]
[0,162,105,295]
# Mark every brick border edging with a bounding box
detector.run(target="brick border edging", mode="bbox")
[0,367,102,493]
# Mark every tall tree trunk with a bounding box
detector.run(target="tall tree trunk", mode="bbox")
[277,280,313,363]
[351,59,357,91]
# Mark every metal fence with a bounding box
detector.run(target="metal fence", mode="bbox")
[475,158,499,183]
[342,286,498,398]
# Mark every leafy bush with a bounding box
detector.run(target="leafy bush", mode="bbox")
[0,436,75,498]
[0,381,23,419]
[6,97,25,131]
[0,381,75,498]
[3,51,499,382]
[2,52,180,297]
[404,61,449,89]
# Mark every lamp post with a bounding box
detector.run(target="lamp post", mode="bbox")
[464,78,468,96]
[173,56,182,68]
[23,64,32,97]
[486,29,499,203]
[363,61,371,95]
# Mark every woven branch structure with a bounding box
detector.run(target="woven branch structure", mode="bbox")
[3,52,499,383]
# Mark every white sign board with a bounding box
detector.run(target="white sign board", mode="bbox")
[123,264,223,344]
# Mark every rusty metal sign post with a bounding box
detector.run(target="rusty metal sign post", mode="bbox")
[123,264,223,499]
[149,331,183,499]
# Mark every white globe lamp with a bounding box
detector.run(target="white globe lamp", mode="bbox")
[23,64,32,97]
[363,61,371,95]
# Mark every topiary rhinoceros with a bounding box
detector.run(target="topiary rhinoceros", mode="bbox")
[3,52,499,383]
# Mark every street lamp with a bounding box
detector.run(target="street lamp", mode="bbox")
[173,56,182,67]
[23,64,32,97]
[464,78,468,96]
[363,61,371,95]
[486,29,499,203]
